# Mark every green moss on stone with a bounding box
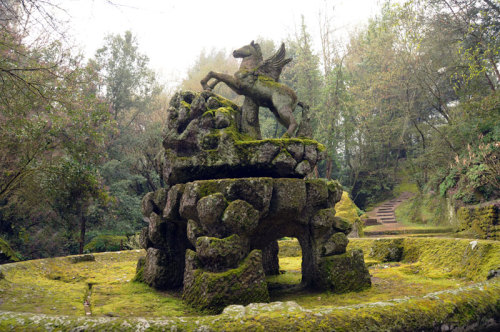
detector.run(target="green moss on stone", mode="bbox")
[180,100,191,108]
[457,204,499,240]
[318,249,371,292]
[183,249,269,313]
[348,237,500,281]
[197,180,222,198]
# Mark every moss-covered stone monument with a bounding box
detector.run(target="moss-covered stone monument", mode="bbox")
[136,41,371,313]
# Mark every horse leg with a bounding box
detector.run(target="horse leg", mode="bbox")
[277,104,298,136]
[269,105,289,129]
[208,79,220,90]
[201,71,243,94]
[201,71,216,90]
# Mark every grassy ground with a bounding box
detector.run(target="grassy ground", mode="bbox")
[269,260,472,308]
[0,250,197,317]
[0,238,497,318]
[266,238,474,308]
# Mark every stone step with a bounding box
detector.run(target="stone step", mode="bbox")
[378,208,393,211]
[382,220,398,223]
[377,214,395,218]
[380,218,396,222]
[363,218,380,226]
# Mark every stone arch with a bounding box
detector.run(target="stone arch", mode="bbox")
[139,177,371,313]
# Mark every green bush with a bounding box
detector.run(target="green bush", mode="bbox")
[0,237,19,263]
[84,235,129,253]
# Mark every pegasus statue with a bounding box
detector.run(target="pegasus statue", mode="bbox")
[201,41,307,138]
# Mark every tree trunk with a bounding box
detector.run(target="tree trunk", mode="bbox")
[79,210,86,255]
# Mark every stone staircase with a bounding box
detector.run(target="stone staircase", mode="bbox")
[366,192,414,225]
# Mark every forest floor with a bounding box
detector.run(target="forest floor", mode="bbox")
[363,192,455,237]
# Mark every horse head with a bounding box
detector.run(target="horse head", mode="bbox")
[233,41,263,61]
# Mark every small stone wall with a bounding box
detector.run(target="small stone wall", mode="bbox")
[457,203,499,240]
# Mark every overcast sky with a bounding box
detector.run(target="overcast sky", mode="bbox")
[63,0,385,87]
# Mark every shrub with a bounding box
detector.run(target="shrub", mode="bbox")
[84,235,129,253]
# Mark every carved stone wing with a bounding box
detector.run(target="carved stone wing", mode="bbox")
[256,43,292,81]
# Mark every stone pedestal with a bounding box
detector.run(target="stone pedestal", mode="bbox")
[136,91,371,313]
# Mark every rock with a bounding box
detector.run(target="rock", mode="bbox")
[370,238,404,262]
[311,208,336,238]
[196,193,227,234]
[317,249,371,292]
[139,227,152,250]
[207,96,222,109]
[261,240,280,275]
[304,144,318,164]
[214,109,231,128]
[272,150,297,176]
[160,91,326,185]
[327,180,343,207]
[141,192,157,217]
[148,212,168,248]
[287,143,304,161]
[182,249,201,290]
[305,179,329,208]
[195,234,247,271]
[222,200,259,235]
[332,216,353,235]
[322,232,348,256]
[143,247,184,289]
[190,95,206,118]
[295,160,311,176]
[152,187,169,213]
[179,183,201,221]
[227,301,305,316]
[183,249,269,313]
[225,178,273,217]
[268,178,306,219]
[163,184,185,221]
[67,254,95,264]
[186,219,204,246]
[253,142,280,164]
[134,256,146,281]
[487,269,500,280]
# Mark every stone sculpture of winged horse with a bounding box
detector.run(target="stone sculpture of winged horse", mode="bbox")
[201,41,306,137]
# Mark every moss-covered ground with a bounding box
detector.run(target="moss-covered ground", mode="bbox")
[266,238,491,308]
[0,238,498,330]
[0,250,197,318]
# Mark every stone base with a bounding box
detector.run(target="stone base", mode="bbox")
[262,240,280,275]
[141,247,185,289]
[317,249,371,292]
[183,249,269,313]
[160,91,326,185]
